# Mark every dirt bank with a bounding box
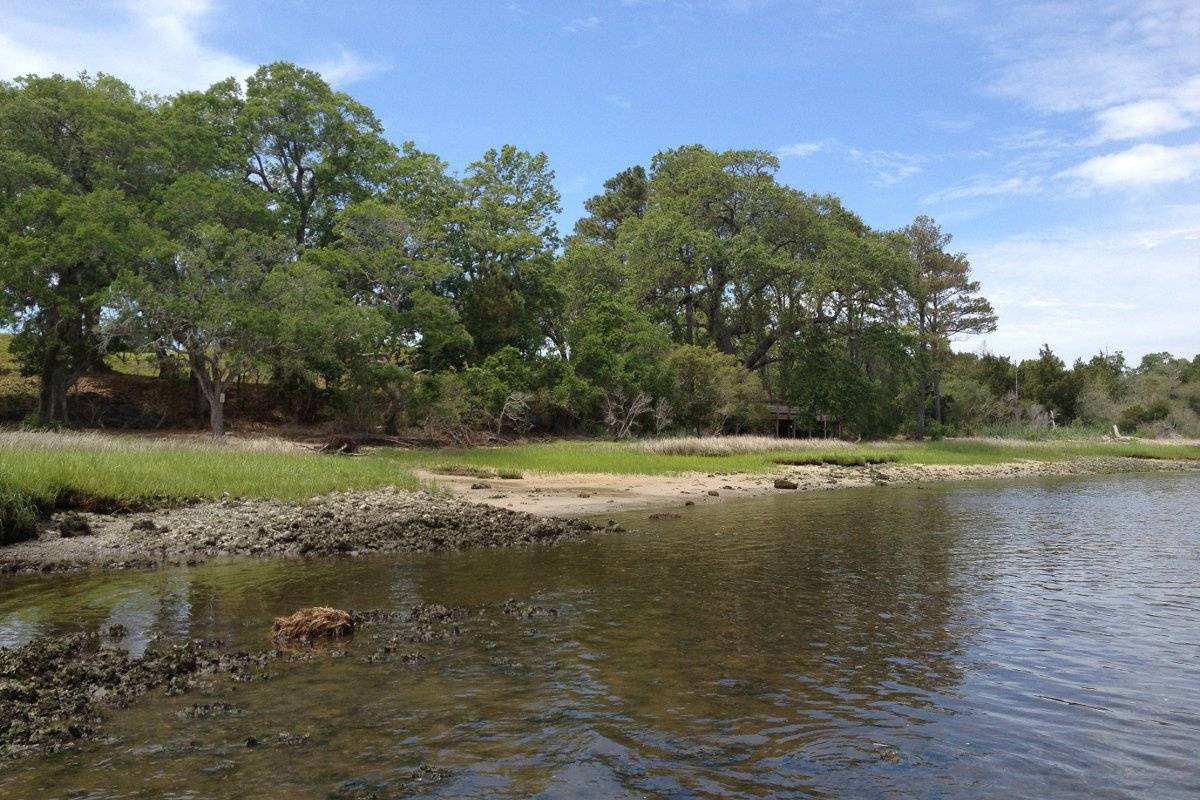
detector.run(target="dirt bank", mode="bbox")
[0,489,612,574]
[420,456,1200,516]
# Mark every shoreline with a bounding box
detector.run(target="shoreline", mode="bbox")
[0,456,1196,575]
[418,455,1200,517]
[0,489,610,575]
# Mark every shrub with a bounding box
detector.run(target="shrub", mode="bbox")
[0,483,39,546]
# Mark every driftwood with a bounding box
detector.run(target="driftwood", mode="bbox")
[270,607,354,641]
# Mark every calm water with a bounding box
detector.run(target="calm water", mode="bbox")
[2,472,1199,799]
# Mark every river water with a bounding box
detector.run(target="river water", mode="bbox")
[1,472,1198,798]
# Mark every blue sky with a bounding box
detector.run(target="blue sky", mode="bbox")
[3,1,1198,362]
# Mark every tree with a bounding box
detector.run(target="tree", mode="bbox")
[1018,344,1080,422]
[666,344,767,435]
[315,198,470,371]
[573,165,647,244]
[900,216,996,439]
[109,226,290,434]
[0,74,159,423]
[445,145,561,359]
[237,62,396,247]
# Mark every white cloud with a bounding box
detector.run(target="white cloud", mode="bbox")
[964,221,1200,360]
[563,15,600,33]
[846,147,926,186]
[1060,143,1200,188]
[777,142,824,157]
[984,1,1200,115]
[604,94,632,110]
[1093,98,1192,142]
[310,47,388,86]
[0,1,379,92]
[923,175,1041,204]
[776,140,926,185]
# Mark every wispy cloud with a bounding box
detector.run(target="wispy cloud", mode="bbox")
[984,1,1200,115]
[1092,98,1194,142]
[0,0,253,92]
[310,47,389,86]
[922,175,1042,204]
[604,94,632,110]
[563,15,600,33]
[777,140,927,185]
[777,141,824,157]
[845,147,927,186]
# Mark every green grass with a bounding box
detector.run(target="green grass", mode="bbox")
[0,446,420,543]
[2,433,1197,545]
[372,438,1200,476]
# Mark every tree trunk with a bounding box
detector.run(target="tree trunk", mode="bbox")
[208,386,224,436]
[933,368,943,424]
[190,373,209,420]
[37,343,70,426]
[914,378,928,440]
[189,353,225,436]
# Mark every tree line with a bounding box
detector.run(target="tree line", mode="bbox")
[2,63,1194,440]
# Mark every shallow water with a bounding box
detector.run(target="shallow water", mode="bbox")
[2,472,1199,799]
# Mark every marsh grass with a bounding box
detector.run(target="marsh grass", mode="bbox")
[430,465,525,480]
[376,436,1200,476]
[2,430,1197,545]
[634,435,854,456]
[0,429,304,454]
[0,438,420,542]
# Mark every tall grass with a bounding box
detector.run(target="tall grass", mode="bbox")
[373,437,1200,476]
[0,429,304,454]
[0,443,420,543]
[634,435,854,456]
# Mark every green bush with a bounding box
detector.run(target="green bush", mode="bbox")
[1120,401,1169,432]
[0,482,39,545]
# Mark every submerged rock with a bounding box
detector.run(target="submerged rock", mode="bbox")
[0,633,276,759]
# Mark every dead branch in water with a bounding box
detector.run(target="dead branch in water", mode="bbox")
[270,607,355,641]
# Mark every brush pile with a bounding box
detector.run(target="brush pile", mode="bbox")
[270,606,355,641]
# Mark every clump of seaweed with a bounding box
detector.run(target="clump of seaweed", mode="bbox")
[271,607,355,641]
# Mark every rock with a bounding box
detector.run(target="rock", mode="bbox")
[707,490,720,497]
[130,519,157,532]
[58,513,92,538]
[773,478,799,490]
[470,482,491,490]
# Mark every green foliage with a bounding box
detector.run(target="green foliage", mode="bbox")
[0,480,39,546]
[6,61,1196,444]
[666,345,767,435]
[1018,344,1082,419]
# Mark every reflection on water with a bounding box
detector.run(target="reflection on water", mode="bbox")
[2,472,1199,798]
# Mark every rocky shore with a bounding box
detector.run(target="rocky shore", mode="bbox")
[0,600,541,761]
[0,489,614,574]
[0,633,277,759]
